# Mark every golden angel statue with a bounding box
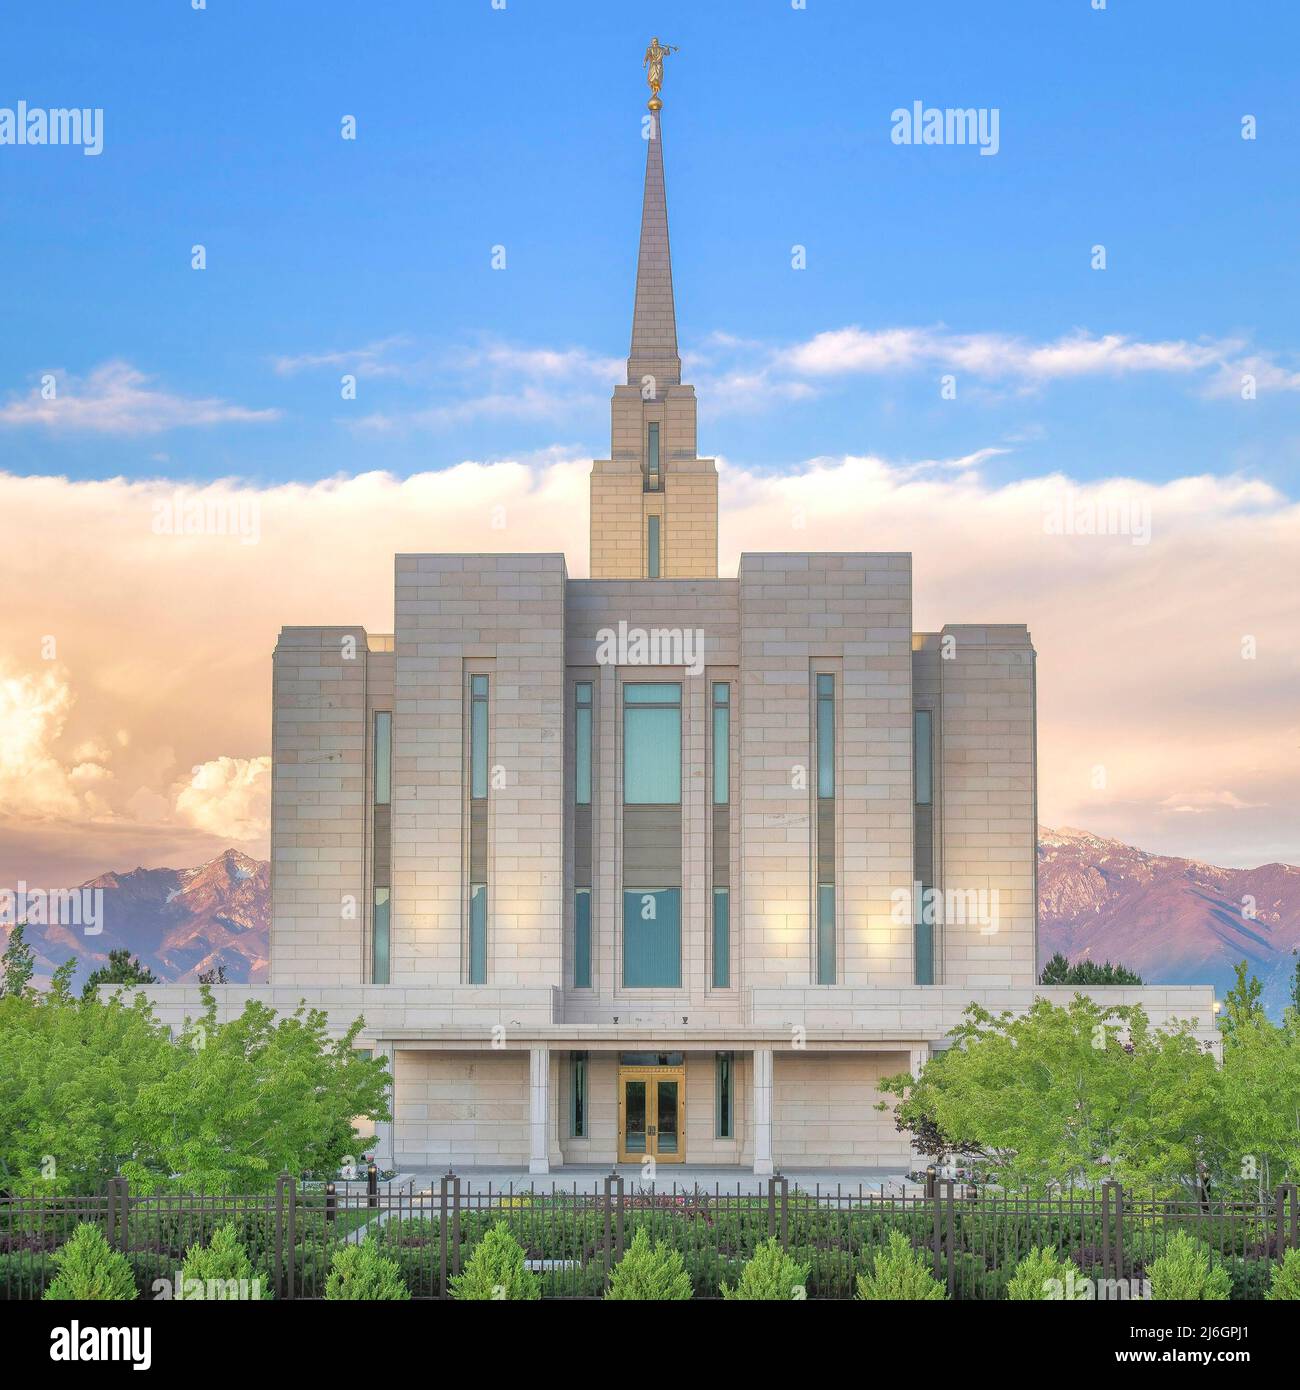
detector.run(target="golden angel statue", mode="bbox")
[644,37,679,110]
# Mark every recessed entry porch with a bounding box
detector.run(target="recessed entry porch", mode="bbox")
[373,1040,927,1177]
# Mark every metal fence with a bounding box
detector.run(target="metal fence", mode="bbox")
[3,1173,1297,1300]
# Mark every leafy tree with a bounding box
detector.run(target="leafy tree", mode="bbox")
[879,996,1220,1194]
[721,1237,810,1300]
[1266,1247,1300,1301]
[324,1240,410,1300]
[1006,1246,1082,1300]
[198,964,228,985]
[1039,952,1143,986]
[855,1230,945,1300]
[0,922,36,997]
[125,987,390,1192]
[43,1222,136,1301]
[179,1222,271,1299]
[606,1228,693,1300]
[451,1222,540,1300]
[1147,1231,1230,1300]
[81,949,158,999]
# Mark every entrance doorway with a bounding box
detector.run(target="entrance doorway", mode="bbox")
[617,1063,685,1163]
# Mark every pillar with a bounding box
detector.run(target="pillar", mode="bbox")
[529,1045,550,1174]
[752,1046,773,1177]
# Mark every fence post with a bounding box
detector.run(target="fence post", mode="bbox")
[366,1160,378,1210]
[767,1175,777,1240]
[614,1171,625,1268]
[273,1172,285,1299]
[603,1171,615,1288]
[778,1172,789,1249]
[450,1171,462,1284]
[924,1164,937,1200]
[105,1176,128,1251]
[274,1171,296,1300]
[439,1171,452,1298]
[944,1180,956,1297]
[1100,1180,1125,1283]
[1274,1184,1299,1259]
[931,1173,943,1283]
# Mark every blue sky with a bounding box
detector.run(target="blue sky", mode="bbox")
[2,0,1299,493]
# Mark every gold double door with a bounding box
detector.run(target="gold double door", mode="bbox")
[617,1064,685,1164]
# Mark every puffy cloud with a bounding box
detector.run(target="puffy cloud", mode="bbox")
[173,756,271,841]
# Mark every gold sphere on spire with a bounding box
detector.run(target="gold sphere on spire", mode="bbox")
[644,36,679,111]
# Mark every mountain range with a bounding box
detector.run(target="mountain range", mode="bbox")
[5,830,1298,1012]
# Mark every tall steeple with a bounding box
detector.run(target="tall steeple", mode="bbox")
[588,44,718,582]
[627,111,681,390]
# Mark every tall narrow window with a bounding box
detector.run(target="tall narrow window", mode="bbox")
[647,514,661,578]
[712,888,730,989]
[570,1052,588,1138]
[914,709,932,805]
[622,888,681,988]
[469,882,487,984]
[372,888,390,985]
[575,682,592,805]
[712,682,729,804]
[816,673,835,797]
[623,683,681,804]
[817,883,836,986]
[468,674,489,984]
[372,711,392,984]
[574,888,592,989]
[470,674,489,799]
[645,422,661,492]
[715,1052,733,1139]
[373,711,391,805]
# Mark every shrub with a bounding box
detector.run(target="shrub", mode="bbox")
[720,1237,810,1301]
[177,1222,271,1300]
[1267,1247,1300,1301]
[324,1239,411,1300]
[855,1230,946,1301]
[1147,1231,1230,1301]
[451,1222,540,1301]
[42,1223,136,1301]
[606,1228,693,1301]
[1006,1246,1083,1300]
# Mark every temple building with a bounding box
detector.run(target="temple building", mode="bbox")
[136,80,1218,1175]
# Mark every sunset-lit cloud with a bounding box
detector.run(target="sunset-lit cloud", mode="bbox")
[0,450,1296,885]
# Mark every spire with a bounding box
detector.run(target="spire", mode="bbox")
[627,111,681,389]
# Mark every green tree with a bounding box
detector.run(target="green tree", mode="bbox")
[1006,1246,1082,1300]
[81,949,158,999]
[0,922,37,997]
[1039,952,1143,986]
[879,996,1220,1193]
[450,1222,540,1300]
[178,1222,271,1299]
[1266,1247,1300,1301]
[606,1228,693,1300]
[1147,1231,1230,1301]
[721,1237,810,1300]
[43,1222,137,1301]
[324,1240,410,1300]
[855,1230,946,1300]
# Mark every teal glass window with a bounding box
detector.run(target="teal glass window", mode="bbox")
[816,673,834,798]
[817,882,836,985]
[915,918,935,986]
[914,709,932,805]
[575,683,592,804]
[373,711,391,805]
[648,514,661,578]
[470,675,489,799]
[372,888,390,985]
[574,888,592,989]
[570,1052,588,1137]
[646,422,661,492]
[623,684,681,804]
[622,888,681,987]
[712,887,730,989]
[469,882,487,984]
[712,682,729,803]
[715,1052,733,1138]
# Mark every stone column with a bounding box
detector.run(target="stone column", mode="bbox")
[529,1045,550,1174]
[909,1042,931,1080]
[752,1046,774,1177]
[373,1043,396,1169]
